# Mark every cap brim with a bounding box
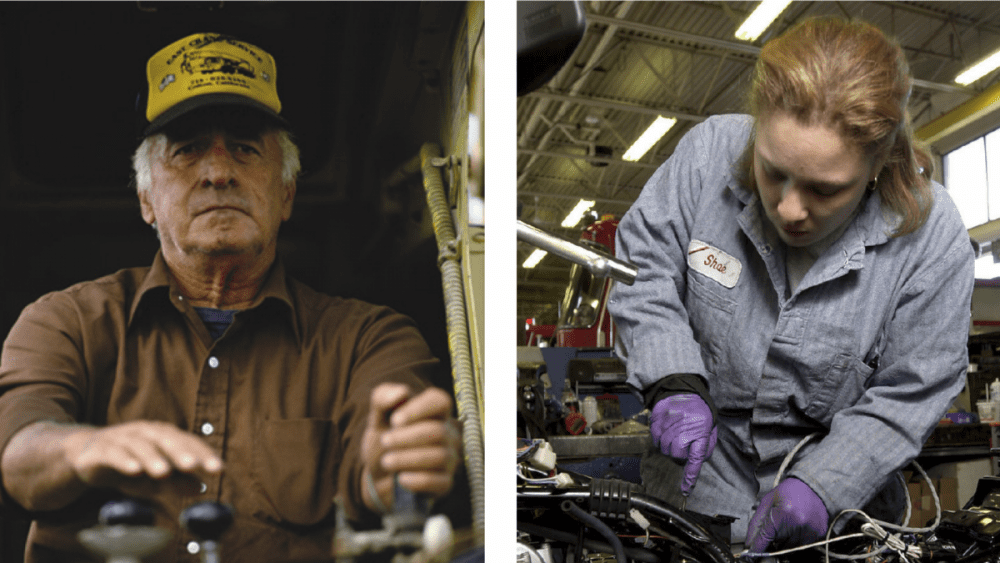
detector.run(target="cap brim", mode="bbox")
[143,93,289,137]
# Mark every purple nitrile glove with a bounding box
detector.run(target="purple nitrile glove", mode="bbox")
[746,478,829,554]
[649,393,718,496]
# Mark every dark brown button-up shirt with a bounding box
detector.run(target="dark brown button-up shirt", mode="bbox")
[0,252,439,562]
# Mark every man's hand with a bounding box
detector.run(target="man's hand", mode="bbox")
[649,394,717,496]
[361,383,461,514]
[65,421,223,499]
[2,420,222,512]
[746,478,829,554]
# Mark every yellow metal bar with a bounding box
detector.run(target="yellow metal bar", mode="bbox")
[916,81,1000,144]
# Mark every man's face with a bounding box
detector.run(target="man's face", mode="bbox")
[755,111,874,248]
[139,128,295,262]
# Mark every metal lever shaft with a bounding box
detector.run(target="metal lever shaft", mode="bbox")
[517,220,637,285]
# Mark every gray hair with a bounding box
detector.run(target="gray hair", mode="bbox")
[131,129,301,194]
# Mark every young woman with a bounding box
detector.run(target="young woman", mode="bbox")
[608,16,974,554]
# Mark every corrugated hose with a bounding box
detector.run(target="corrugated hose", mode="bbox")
[419,143,485,542]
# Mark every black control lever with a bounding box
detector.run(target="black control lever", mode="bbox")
[333,401,454,563]
[78,499,172,563]
[181,501,234,563]
[387,477,431,537]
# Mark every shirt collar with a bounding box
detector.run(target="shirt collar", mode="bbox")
[848,189,894,247]
[129,250,299,342]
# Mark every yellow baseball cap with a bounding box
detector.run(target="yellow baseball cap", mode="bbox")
[144,33,286,136]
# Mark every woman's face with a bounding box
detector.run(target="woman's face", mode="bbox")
[754,111,876,248]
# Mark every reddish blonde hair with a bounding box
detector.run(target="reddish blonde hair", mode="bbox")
[740,16,933,237]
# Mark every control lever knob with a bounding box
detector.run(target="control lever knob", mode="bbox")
[180,501,233,563]
[99,498,155,527]
[180,501,233,541]
[78,499,171,563]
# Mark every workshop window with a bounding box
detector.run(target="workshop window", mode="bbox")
[944,126,1000,279]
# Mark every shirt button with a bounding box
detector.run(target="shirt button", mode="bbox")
[208,356,220,369]
[201,423,215,436]
[187,541,200,554]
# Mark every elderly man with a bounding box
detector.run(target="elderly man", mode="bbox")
[0,33,462,562]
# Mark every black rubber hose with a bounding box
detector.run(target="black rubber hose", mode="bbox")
[628,494,734,563]
[516,521,660,563]
[562,500,629,563]
[517,484,734,562]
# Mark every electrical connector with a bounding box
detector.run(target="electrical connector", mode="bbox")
[553,473,575,488]
[528,441,556,471]
[629,508,653,548]
[629,509,650,530]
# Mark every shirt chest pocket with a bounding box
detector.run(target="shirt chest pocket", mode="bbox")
[797,297,882,426]
[801,349,876,426]
[685,273,737,377]
[251,418,340,527]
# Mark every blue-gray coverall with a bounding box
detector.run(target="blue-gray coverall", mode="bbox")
[608,114,974,541]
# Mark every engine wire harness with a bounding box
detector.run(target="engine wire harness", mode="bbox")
[514,434,998,563]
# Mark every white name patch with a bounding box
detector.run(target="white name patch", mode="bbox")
[687,239,742,288]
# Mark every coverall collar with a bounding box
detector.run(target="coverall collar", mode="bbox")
[727,177,895,296]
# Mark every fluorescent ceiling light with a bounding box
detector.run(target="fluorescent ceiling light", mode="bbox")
[523,249,548,269]
[955,49,1000,85]
[735,0,792,41]
[561,199,596,228]
[622,116,677,162]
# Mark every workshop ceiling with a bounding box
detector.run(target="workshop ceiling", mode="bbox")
[517,1,1000,324]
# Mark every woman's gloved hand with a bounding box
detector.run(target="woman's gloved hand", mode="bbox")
[746,477,829,554]
[649,393,717,496]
